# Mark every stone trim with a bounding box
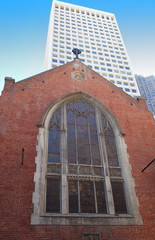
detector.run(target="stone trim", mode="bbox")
[31,214,139,226]
[31,93,143,225]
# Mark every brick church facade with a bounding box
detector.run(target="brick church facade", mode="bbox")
[0,59,155,240]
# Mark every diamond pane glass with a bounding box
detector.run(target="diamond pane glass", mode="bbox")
[46,179,60,213]
[95,181,107,213]
[48,126,60,153]
[111,182,127,214]
[80,181,95,213]
[76,114,87,126]
[67,110,75,124]
[48,153,60,163]
[48,109,60,163]
[89,126,98,144]
[105,130,119,166]
[67,124,76,142]
[68,143,76,164]
[88,112,96,126]
[78,144,91,165]
[75,101,86,113]
[91,145,100,165]
[69,181,78,213]
[77,124,89,144]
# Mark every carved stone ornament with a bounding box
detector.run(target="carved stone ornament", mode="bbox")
[71,71,86,82]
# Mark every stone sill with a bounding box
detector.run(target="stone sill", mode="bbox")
[31,213,143,226]
[41,213,132,218]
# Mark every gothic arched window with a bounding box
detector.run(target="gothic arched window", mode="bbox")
[31,94,142,225]
[46,99,127,215]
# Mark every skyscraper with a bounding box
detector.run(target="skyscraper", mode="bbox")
[135,75,155,115]
[44,0,140,97]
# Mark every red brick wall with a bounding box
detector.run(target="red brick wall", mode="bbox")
[0,60,155,240]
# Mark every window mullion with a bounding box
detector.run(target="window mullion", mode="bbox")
[61,103,68,214]
[95,107,105,171]
[96,107,115,215]
[74,103,78,165]
[87,114,93,165]
[78,180,81,213]
[94,181,98,213]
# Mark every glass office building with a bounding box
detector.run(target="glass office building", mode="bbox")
[44,0,140,97]
[135,75,155,115]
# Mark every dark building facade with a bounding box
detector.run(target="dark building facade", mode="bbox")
[0,60,155,240]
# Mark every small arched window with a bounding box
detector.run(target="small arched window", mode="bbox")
[46,99,127,215]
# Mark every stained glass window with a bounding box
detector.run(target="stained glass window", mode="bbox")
[46,179,60,213]
[48,109,60,163]
[46,99,127,215]
[80,181,95,213]
[111,182,127,214]
[67,100,100,165]
[69,181,78,213]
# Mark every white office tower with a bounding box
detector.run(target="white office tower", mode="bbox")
[44,0,140,97]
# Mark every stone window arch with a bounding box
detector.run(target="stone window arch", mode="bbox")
[31,92,142,225]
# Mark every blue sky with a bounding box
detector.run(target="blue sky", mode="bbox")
[0,0,155,94]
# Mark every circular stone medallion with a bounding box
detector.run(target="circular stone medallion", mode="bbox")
[71,71,86,82]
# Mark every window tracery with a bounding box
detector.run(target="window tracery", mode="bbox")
[46,99,127,215]
[31,93,142,225]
